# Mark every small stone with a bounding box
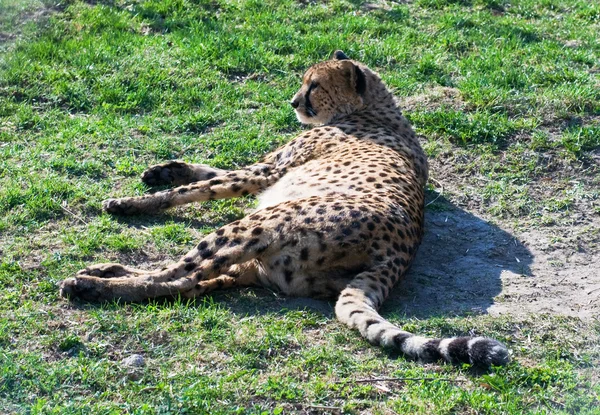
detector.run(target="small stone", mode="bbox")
[121,354,145,368]
[126,370,143,381]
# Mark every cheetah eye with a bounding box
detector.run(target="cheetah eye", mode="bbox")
[307,81,318,94]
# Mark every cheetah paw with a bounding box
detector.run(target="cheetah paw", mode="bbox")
[59,277,107,302]
[102,198,140,215]
[76,263,135,279]
[141,162,183,186]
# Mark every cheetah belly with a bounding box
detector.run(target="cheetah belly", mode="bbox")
[255,163,359,211]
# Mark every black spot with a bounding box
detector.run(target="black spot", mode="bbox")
[252,227,264,235]
[212,255,228,268]
[184,263,196,271]
[447,337,471,364]
[283,255,292,266]
[349,210,361,218]
[393,333,411,349]
[205,172,217,179]
[284,269,293,283]
[215,237,229,246]
[231,184,241,192]
[349,309,364,317]
[198,241,208,250]
[364,319,379,328]
[246,238,260,248]
[256,245,268,254]
[208,179,222,185]
[367,222,375,231]
[200,249,213,259]
[300,248,309,261]
[422,339,442,362]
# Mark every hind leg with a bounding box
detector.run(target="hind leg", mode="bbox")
[59,215,275,302]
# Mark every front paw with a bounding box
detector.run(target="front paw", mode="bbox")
[59,277,108,302]
[77,263,133,278]
[102,198,141,215]
[141,161,187,187]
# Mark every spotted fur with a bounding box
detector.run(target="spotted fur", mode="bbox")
[59,51,509,368]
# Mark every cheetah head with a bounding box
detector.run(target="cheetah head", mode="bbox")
[291,50,367,125]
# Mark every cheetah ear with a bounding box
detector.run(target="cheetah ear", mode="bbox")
[340,60,366,95]
[332,50,350,60]
[355,65,366,95]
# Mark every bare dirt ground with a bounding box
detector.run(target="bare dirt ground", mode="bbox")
[390,207,600,320]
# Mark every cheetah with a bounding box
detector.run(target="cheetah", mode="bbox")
[59,51,509,367]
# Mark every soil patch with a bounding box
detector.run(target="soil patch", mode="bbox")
[386,208,599,320]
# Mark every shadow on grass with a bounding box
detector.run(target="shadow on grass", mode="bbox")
[385,192,532,319]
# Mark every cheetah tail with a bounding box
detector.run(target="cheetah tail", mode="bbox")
[335,287,509,368]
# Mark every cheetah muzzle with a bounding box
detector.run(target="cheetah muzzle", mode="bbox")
[59,51,509,368]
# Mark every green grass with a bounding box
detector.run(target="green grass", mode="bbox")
[1,0,599,413]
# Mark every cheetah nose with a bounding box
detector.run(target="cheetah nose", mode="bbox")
[290,100,299,109]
